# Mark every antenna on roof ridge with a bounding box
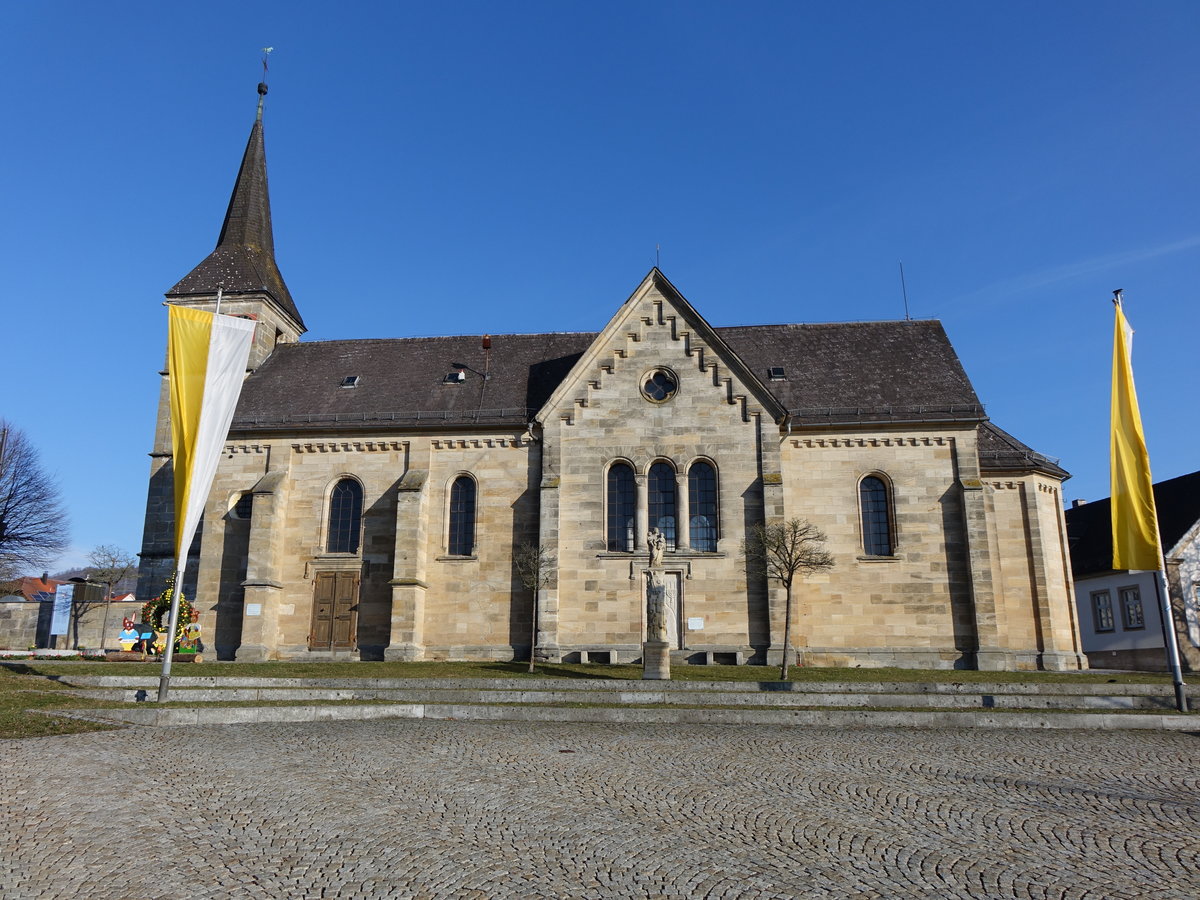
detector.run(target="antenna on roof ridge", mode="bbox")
[898,260,912,322]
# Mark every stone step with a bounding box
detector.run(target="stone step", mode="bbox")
[51,701,1198,731]
[45,673,1195,698]
[63,684,1192,712]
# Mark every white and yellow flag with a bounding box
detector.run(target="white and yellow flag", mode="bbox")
[1110,298,1160,571]
[168,305,256,562]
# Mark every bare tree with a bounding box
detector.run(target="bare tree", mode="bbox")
[0,422,68,581]
[743,518,835,680]
[514,542,555,673]
[87,545,138,650]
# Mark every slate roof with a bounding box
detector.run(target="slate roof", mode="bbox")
[167,117,305,330]
[718,321,982,425]
[230,319,984,431]
[232,333,595,430]
[976,422,1069,478]
[1066,470,1200,576]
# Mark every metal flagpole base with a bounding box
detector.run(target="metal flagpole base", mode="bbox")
[157,674,171,702]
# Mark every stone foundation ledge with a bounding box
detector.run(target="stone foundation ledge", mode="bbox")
[46,703,1197,731]
[0,649,99,659]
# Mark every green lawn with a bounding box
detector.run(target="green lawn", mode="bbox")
[1,658,1183,683]
[0,659,1185,740]
[0,668,124,739]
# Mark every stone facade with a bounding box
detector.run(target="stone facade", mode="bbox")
[137,274,1085,670]
[136,99,1085,671]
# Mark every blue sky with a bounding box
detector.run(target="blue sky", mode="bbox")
[2,1,1197,571]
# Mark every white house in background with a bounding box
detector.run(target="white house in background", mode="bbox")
[1065,470,1200,672]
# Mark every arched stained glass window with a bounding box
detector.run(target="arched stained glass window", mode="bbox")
[648,462,677,550]
[606,463,636,552]
[688,462,718,552]
[327,478,363,553]
[448,476,477,556]
[859,475,893,556]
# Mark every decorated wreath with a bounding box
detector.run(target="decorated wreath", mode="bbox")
[141,574,198,650]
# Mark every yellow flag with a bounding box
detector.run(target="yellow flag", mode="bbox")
[167,306,256,561]
[1110,299,1160,570]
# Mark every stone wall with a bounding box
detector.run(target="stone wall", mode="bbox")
[984,474,1084,670]
[0,598,143,650]
[0,600,39,650]
[538,283,777,661]
[141,279,1084,670]
[780,428,975,668]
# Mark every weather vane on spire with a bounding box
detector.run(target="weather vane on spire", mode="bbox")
[257,47,274,121]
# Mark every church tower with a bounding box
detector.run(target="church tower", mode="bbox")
[136,82,305,602]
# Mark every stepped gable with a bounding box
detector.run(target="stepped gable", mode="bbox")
[1067,469,1200,576]
[977,421,1069,478]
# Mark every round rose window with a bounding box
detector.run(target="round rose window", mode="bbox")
[642,369,678,402]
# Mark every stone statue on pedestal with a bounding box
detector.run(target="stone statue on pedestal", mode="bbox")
[643,528,671,679]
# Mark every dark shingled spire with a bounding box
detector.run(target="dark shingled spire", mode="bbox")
[167,84,305,330]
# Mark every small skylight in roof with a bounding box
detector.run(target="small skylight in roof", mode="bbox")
[768,366,786,381]
[444,370,466,384]
[340,375,360,388]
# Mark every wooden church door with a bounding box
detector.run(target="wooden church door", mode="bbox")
[310,572,359,651]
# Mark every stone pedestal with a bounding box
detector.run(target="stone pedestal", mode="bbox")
[642,640,671,680]
[643,565,672,680]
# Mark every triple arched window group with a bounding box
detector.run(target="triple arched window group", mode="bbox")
[606,460,719,553]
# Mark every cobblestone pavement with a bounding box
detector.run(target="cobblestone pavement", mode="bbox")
[2,721,1198,899]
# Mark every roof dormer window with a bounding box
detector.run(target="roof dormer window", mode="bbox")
[340,375,360,388]
[768,366,786,381]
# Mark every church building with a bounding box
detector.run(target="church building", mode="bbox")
[137,88,1086,671]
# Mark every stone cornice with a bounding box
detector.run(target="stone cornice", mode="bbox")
[790,436,950,449]
[291,440,408,454]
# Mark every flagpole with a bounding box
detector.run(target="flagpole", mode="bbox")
[157,562,185,702]
[1152,535,1188,713]
[1110,290,1187,712]
[156,304,256,703]
[1152,571,1188,711]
